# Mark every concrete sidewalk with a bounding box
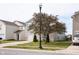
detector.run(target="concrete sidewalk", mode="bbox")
[0,48,67,55]
[0,41,31,48]
[66,45,79,50]
[52,45,79,54]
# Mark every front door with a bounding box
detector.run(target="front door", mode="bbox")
[17,33,19,41]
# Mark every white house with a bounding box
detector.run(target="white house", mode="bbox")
[26,31,65,42]
[71,11,79,40]
[0,19,65,42]
[25,21,66,42]
[0,20,27,40]
[0,20,18,40]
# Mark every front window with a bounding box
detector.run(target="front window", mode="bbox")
[19,26,25,30]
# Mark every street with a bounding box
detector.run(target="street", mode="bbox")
[0,47,79,55]
[0,48,69,55]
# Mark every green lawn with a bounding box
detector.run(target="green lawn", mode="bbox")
[4,40,71,51]
[0,39,17,44]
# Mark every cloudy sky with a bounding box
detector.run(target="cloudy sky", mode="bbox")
[0,3,79,34]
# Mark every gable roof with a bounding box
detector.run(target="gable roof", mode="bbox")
[14,21,26,26]
[26,19,32,23]
[0,20,18,26]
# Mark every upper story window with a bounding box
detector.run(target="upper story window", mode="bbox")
[19,26,25,30]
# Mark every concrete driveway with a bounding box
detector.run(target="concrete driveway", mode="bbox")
[0,41,31,48]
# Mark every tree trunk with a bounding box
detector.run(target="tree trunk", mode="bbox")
[46,34,50,43]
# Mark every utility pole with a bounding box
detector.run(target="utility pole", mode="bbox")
[39,4,42,49]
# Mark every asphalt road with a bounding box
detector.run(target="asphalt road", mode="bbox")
[0,48,69,55]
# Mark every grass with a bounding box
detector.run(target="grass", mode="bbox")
[0,39,17,44]
[4,40,72,51]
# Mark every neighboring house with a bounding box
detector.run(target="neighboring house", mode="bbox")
[0,20,18,40]
[26,32,65,42]
[0,20,26,40]
[26,21,66,42]
[72,11,79,40]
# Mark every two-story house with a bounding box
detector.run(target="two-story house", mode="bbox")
[0,20,18,40]
[0,20,26,40]
[25,20,66,42]
[72,11,79,40]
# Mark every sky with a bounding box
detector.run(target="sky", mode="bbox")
[0,3,79,34]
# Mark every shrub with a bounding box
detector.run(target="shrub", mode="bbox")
[46,34,50,43]
[0,38,2,40]
[33,34,38,42]
[64,36,71,41]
